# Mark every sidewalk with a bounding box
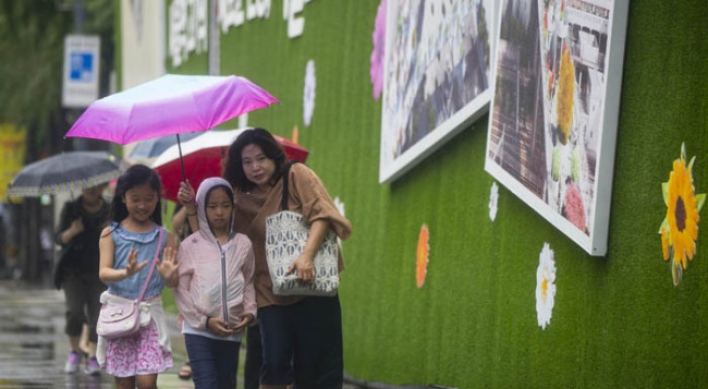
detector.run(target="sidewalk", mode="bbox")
[0,280,369,389]
[0,281,196,388]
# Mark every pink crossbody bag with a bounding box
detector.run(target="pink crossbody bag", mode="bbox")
[96,228,163,340]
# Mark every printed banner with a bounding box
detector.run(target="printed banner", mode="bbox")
[0,125,27,202]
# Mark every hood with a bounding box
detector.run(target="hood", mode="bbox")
[195,177,234,245]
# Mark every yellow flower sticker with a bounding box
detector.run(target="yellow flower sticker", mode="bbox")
[660,143,706,286]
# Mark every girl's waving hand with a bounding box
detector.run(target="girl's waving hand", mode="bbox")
[158,244,180,287]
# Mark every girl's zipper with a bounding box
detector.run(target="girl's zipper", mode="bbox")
[218,242,229,323]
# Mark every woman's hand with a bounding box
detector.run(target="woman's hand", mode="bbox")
[69,218,85,235]
[287,253,316,283]
[286,219,329,284]
[124,248,147,279]
[231,313,255,331]
[61,217,85,244]
[157,246,179,287]
[177,181,197,213]
[207,317,235,337]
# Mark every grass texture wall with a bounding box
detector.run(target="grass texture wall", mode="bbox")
[165,1,708,387]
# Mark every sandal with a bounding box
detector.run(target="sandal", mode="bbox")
[178,361,192,380]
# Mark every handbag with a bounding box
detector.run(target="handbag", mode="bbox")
[52,200,81,290]
[265,162,340,296]
[96,228,163,340]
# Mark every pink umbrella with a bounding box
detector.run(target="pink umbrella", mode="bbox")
[65,74,279,178]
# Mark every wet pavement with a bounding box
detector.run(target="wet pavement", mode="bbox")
[0,282,363,389]
[0,281,194,389]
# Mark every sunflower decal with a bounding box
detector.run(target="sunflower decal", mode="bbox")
[659,143,706,286]
[416,224,429,288]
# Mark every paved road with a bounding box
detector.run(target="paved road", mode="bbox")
[0,282,193,389]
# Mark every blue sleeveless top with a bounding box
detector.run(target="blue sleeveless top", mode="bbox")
[106,222,166,300]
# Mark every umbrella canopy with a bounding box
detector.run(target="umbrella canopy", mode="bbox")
[129,132,202,160]
[7,151,124,197]
[152,129,309,202]
[65,74,279,145]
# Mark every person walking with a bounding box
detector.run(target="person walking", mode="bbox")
[55,184,110,375]
[172,203,196,381]
[178,128,352,389]
[97,164,179,389]
[174,177,256,388]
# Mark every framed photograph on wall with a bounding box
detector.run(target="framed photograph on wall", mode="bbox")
[485,0,630,256]
[379,0,497,183]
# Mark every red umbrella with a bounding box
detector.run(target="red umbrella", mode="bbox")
[152,129,309,202]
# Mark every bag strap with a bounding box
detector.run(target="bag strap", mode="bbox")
[136,227,164,302]
[280,161,301,211]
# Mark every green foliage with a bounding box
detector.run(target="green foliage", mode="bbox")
[0,0,114,157]
[0,0,71,125]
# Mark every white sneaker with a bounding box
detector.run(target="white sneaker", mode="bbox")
[64,351,82,374]
[84,357,101,375]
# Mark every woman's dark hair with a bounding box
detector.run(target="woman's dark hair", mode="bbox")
[223,128,288,193]
[110,164,162,225]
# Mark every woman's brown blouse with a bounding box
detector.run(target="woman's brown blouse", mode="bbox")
[232,163,352,308]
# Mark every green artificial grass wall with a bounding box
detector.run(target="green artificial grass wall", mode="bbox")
[161,1,708,387]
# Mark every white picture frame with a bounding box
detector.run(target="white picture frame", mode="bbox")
[380,0,497,183]
[485,0,630,256]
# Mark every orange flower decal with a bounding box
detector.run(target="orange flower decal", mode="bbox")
[416,224,429,288]
[292,125,299,144]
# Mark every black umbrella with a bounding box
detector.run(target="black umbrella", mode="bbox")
[7,151,125,197]
[128,132,202,160]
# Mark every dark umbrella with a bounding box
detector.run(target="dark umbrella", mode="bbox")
[129,132,202,160]
[7,151,125,197]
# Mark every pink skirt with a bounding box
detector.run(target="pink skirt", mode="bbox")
[102,320,173,377]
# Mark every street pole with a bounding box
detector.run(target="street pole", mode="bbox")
[71,0,90,152]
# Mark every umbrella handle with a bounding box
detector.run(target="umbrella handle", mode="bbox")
[176,134,186,182]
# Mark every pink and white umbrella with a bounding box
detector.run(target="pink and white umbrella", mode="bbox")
[65,74,279,178]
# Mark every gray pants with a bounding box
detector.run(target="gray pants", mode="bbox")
[62,270,106,343]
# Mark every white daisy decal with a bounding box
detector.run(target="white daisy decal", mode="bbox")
[535,243,556,330]
[333,196,345,247]
[333,196,345,217]
[489,182,499,221]
[303,59,316,127]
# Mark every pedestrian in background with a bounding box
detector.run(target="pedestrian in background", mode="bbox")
[55,183,110,375]
[174,177,256,388]
[97,164,179,389]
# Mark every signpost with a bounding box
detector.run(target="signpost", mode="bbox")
[62,34,100,108]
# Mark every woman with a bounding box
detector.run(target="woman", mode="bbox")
[55,184,110,375]
[178,128,352,389]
